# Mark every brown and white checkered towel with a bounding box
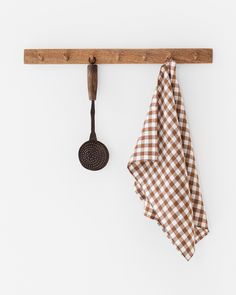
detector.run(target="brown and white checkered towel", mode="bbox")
[127,60,209,260]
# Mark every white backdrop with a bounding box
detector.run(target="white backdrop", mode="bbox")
[0,0,235,294]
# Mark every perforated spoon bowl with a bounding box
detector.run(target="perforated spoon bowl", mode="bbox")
[79,100,109,170]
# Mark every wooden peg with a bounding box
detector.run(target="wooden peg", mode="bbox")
[116,53,120,62]
[165,52,172,62]
[142,53,147,61]
[38,53,44,62]
[63,53,70,61]
[193,52,198,61]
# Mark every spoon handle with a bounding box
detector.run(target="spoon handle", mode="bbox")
[87,63,97,101]
[89,100,97,141]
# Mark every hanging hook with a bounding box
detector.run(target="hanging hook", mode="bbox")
[88,56,96,64]
[165,53,172,62]
[165,52,173,62]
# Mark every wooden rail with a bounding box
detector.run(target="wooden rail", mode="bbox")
[24,48,213,64]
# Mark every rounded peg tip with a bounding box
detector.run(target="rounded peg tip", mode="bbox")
[63,53,70,61]
[142,54,147,61]
[116,53,120,62]
[165,53,172,62]
[193,52,198,61]
[38,53,44,61]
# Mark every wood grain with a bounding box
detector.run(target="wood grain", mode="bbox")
[24,48,213,64]
[87,64,97,101]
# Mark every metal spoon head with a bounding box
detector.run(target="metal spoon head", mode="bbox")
[78,140,109,171]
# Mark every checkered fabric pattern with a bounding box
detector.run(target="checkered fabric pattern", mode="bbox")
[127,60,209,260]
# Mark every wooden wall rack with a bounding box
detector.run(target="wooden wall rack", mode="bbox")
[24,48,213,64]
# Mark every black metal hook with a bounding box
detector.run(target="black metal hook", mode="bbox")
[88,56,96,64]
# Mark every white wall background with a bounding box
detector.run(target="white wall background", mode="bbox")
[0,0,235,294]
